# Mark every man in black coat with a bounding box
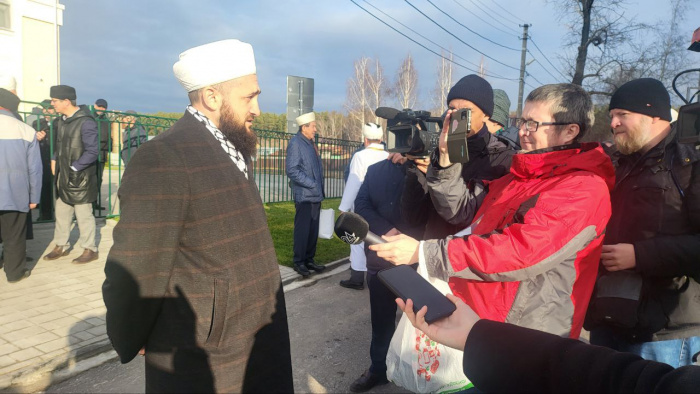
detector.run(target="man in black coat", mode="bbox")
[349,159,423,392]
[585,78,700,367]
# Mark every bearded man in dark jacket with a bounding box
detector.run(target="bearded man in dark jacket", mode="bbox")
[42,85,99,264]
[585,78,700,367]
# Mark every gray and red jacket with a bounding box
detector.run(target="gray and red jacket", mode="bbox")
[422,143,615,338]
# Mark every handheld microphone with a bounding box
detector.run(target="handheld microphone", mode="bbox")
[334,212,386,245]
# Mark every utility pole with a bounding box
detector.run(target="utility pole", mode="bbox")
[517,24,530,118]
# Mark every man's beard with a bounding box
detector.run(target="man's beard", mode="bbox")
[219,102,257,161]
[614,128,650,155]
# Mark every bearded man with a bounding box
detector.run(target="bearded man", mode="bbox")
[102,39,293,393]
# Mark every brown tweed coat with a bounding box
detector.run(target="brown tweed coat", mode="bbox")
[102,111,293,393]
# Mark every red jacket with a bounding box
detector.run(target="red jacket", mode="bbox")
[423,143,615,338]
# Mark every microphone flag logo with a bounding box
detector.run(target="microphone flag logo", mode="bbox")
[340,231,359,245]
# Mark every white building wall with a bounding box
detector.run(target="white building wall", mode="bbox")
[0,0,64,110]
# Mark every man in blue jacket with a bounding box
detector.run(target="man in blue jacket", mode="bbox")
[286,112,326,277]
[0,87,42,283]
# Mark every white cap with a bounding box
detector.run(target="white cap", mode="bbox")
[362,123,383,140]
[0,74,17,92]
[296,112,315,126]
[173,39,256,92]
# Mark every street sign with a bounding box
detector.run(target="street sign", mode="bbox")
[287,75,314,133]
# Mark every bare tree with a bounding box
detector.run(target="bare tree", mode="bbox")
[432,51,453,115]
[551,0,646,86]
[366,59,387,124]
[395,54,419,110]
[344,57,372,141]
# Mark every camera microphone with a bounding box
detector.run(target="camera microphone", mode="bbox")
[375,107,401,120]
[334,212,386,245]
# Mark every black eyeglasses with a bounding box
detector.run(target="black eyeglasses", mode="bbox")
[516,119,571,132]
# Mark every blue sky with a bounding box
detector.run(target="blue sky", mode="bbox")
[59,0,698,115]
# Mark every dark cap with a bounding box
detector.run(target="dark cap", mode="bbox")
[609,78,671,121]
[446,75,494,117]
[50,85,77,100]
[95,98,108,108]
[40,99,52,109]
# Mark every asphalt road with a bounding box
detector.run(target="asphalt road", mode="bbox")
[43,269,409,394]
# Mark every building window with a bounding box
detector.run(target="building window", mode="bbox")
[0,2,10,30]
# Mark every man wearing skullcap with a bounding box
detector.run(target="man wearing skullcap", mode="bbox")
[486,89,520,150]
[285,111,326,278]
[586,78,700,367]
[91,98,111,210]
[103,39,293,393]
[337,122,388,290]
[43,85,100,264]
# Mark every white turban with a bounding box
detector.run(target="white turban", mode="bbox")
[296,112,315,126]
[362,123,383,140]
[0,74,17,92]
[173,39,256,92]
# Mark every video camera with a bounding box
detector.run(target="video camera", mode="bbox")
[375,107,442,157]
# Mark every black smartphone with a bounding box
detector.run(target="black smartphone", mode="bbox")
[378,265,456,324]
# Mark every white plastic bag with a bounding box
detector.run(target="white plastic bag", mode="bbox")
[318,208,334,239]
[386,244,473,393]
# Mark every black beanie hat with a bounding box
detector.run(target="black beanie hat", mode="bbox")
[50,85,77,101]
[609,78,671,121]
[446,75,494,117]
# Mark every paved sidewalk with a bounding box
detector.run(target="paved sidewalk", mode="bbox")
[0,219,348,392]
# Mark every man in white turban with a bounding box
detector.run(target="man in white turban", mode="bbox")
[285,111,326,277]
[103,39,293,393]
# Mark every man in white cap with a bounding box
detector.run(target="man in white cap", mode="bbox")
[103,39,293,393]
[286,111,326,277]
[337,123,388,290]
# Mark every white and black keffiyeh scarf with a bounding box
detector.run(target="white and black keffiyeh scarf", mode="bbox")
[187,105,248,179]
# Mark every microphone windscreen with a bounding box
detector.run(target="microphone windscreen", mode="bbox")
[375,107,400,120]
[334,212,369,245]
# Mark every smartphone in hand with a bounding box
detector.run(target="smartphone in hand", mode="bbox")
[378,265,456,324]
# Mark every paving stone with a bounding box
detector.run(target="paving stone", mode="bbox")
[12,331,60,349]
[0,355,17,368]
[86,325,106,337]
[0,320,34,334]
[85,317,104,327]
[28,310,68,325]
[1,325,46,343]
[40,316,81,331]
[72,331,94,341]
[0,358,34,375]
[9,347,43,362]
[0,343,20,357]
[35,337,69,353]
[63,303,93,315]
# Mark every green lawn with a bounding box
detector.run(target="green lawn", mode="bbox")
[264,198,350,267]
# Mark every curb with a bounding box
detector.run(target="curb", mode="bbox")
[3,256,350,392]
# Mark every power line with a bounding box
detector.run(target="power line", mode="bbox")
[490,0,526,25]
[362,0,481,70]
[404,0,520,71]
[527,49,562,83]
[469,0,521,27]
[529,35,570,81]
[451,0,519,36]
[424,0,519,51]
[527,71,545,87]
[349,0,519,81]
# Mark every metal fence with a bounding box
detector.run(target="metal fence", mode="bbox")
[17,101,361,221]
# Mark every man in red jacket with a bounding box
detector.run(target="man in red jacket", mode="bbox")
[372,83,614,339]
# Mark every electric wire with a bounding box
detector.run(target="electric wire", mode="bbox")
[451,0,520,36]
[490,0,527,25]
[469,0,521,27]
[350,0,519,81]
[404,0,521,71]
[527,49,563,83]
[529,35,570,81]
[424,0,520,51]
[362,0,481,70]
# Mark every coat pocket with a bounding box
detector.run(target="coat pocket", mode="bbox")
[206,278,230,347]
[68,169,87,189]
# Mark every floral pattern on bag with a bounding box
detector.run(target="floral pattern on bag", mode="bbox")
[415,329,441,382]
